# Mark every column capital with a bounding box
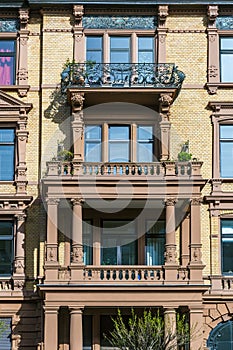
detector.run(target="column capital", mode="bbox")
[69,306,84,314]
[164,198,177,207]
[15,213,26,222]
[71,197,84,206]
[46,198,60,206]
[43,305,60,313]
[191,197,202,206]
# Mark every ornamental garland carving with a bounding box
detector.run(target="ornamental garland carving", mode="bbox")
[82,15,157,29]
[216,16,233,30]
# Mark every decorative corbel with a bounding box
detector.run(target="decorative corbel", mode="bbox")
[19,7,29,29]
[207,5,218,26]
[158,5,168,27]
[159,93,173,120]
[73,5,84,27]
[71,92,85,113]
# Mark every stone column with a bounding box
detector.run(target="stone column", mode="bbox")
[13,213,26,289]
[164,198,177,282]
[70,307,83,350]
[164,308,177,350]
[45,198,60,280]
[18,7,29,97]
[71,93,85,174]
[189,306,203,350]
[16,118,29,194]
[189,198,203,282]
[93,314,100,350]
[70,198,84,280]
[73,5,84,62]
[44,306,59,350]
[157,6,168,63]
[181,214,190,266]
[159,93,172,161]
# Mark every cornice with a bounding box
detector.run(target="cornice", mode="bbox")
[28,0,233,4]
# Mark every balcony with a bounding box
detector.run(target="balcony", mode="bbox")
[45,160,203,178]
[61,62,185,93]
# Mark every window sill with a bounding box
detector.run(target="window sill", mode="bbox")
[206,82,233,95]
[0,85,30,97]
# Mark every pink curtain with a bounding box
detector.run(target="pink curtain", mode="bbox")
[0,49,13,85]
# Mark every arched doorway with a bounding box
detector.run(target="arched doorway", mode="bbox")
[207,320,233,349]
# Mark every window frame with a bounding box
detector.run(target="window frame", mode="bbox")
[221,218,233,275]
[219,124,233,178]
[145,220,165,266]
[219,36,233,83]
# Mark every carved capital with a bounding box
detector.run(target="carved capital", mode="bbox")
[46,198,60,206]
[191,197,202,206]
[15,213,26,222]
[211,178,222,194]
[207,5,218,24]
[164,198,177,207]
[73,5,84,26]
[71,92,85,112]
[71,197,84,207]
[14,258,25,274]
[13,278,25,290]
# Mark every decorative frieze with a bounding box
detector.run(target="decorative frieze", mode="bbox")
[216,16,233,30]
[82,15,157,29]
[0,18,19,32]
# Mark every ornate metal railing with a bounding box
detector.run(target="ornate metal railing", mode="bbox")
[61,63,185,92]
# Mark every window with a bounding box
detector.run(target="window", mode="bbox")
[138,37,154,63]
[220,125,233,178]
[83,315,92,350]
[86,36,103,63]
[84,124,155,163]
[0,40,16,85]
[101,221,137,265]
[0,128,15,181]
[84,125,102,162]
[86,35,155,63]
[208,320,233,350]
[83,221,93,265]
[221,219,233,275]
[109,125,130,162]
[0,221,14,276]
[220,37,233,82]
[137,125,154,162]
[146,221,165,265]
[0,318,11,350]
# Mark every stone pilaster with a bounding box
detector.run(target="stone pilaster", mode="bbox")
[16,118,29,195]
[73,5,85,62]
[18,7,30,96]
[44,306,59,350]
[159,93,172,161]
[13,213,26,290]
[71,92,85,169]
[157,6,168,63]
[70,307,84,350]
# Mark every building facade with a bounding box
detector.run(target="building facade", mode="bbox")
[0,0,233,349]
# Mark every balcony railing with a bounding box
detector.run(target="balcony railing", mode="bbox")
[45,161,203,178]
[61,63,185,92]
[56,265,190,284]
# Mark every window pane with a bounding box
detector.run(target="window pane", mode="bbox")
[220,142,233,177]
[0,41,15,85]
[146,221,165,265]
[110,51,130,63]
[221,54,233,82]
[222,220,233,274]
[110,37,130,49]
[109,126,129,140]
[221,37,233,50]
[0,145,14,180]
[83,221,93,265]
[138,126,153,140]
[109,142,129,162]
[86,37,102,50]
[0,318,11,350]
[0,240,12,275]
[138,143,153,162]
[138,37,154,50]
[138,51,154,63]
[85,126,101,140]
[85,143,101,162]
[83,316,92,350]
[220,125,233,139]
[0,129,14,143]
[0,221,13,236]
[86,51,102,63]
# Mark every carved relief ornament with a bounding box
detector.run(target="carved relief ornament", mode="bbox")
[72,244,83,264]
[158,5,168,24]
[73,5,84,26]
[71,93,85,112]
[19,7,29,26]
[207,5,218,24]
[164,198,177,206]
[71,197,84,206]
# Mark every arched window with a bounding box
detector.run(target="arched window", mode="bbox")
[207,320,233,349]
